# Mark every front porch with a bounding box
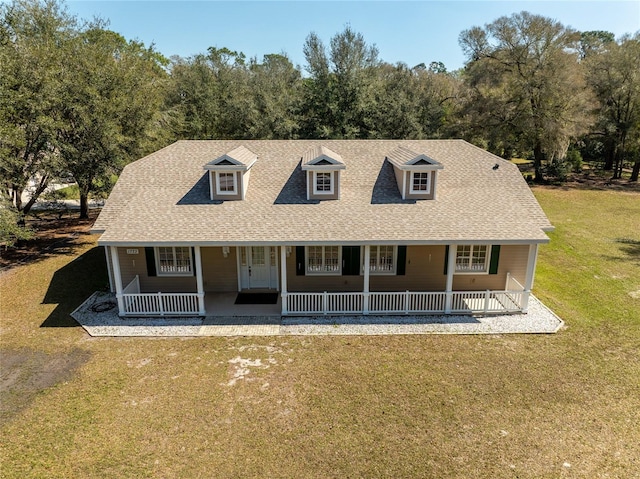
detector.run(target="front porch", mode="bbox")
[107,244,539,318]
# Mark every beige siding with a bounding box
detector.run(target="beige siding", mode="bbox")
[452,244,529,291]
[404,171,435,200]
[287,245,446,292]
[117,247,196,293]
[307,171,340,201]
[392,164,405,197]
[371,245,446,291]
[212,171,243,201]
[202,246,238,292]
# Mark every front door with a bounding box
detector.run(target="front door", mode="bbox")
[240,246,275,289]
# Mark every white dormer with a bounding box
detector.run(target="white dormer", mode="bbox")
[386,146,444,200]
[301,145,346,200]
[204,146,257,201]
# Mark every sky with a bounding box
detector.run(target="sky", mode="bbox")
[66,1,640,71]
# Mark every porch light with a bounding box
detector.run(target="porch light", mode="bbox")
[286,246,292,257]
[222,246,230,258]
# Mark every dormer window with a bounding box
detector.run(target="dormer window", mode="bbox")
[204,146,257,201]
[314,171,333,194]
[387,146,444,200]
[216,172,237,195]
[301,145,346,200]
[410,171,430,193]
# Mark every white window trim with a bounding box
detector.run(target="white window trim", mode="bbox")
[367,245,397,275]
[306,245,342,275]
[215,171,238,195]
[454,245,490,274]
[409,171,431,194]
[156,246,193,276]
[313,171,334,195]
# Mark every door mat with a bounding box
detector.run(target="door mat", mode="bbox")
[235,292,279,305]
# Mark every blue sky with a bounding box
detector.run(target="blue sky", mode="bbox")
[66,1,640,71]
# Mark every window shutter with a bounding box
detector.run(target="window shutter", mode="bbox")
[396,245,407,275]
[145,247,157,277]
[443,245,449,275]
[296,246,305,276]
[489,245,500,274]
[191,247,196,276]
[342,246,360,275]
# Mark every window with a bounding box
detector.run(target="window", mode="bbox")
[369,245,396,274]
[307,245,340,274]
[157,247,192,275]
[410,171,430,193]
[216,171,237,195]
[314,171,333,194]
[455,245,489,273]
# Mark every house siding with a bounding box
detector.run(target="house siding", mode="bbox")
[117,247,197,293]
[211,171,243,201]
[371,245,446,291]
[452,244,529,291]
[307,170,340,201]
[201,247,238,292]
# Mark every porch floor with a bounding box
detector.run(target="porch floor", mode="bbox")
[71,292,564,337]
[205,292,281,317]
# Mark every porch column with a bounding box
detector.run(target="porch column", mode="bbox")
[522,243,539,313]
[445,244,456,313]
[280,245,288,315]
[104,246,114,293]
[363,245,370,314]
[110,246,125,315]
[194,246,205,315]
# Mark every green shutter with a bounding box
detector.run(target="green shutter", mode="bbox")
[396,246,407,275]
[342,246,361,275]
[443,245,449,275]
[145,247,157,277]
[296,246,305,276]
[489,245,500,274]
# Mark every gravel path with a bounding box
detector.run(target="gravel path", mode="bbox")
[72,292,563,337]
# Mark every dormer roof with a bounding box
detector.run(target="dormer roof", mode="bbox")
[204,145,257,171]
[387,146,444,170]
[301,145,346,170]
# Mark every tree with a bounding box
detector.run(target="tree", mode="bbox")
[0,199,34,248]
[301,26,379,138]
[459,11,593,181]
[57,27,168,218]
[0,0,73,214]
[585,33,640,180]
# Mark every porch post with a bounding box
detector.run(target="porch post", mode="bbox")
[445,244,456,313]
[110,246,125,315]
[194,246,205,315]
[363,245,370,314]
[280,245,288,315]
[104,246,114,293]
[522,243,539,313]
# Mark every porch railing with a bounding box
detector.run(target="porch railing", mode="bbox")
[120,275,200,316]
[285,289,524,316]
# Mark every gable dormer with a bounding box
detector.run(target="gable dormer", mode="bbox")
[301,145,346,200]
[387,146,444,200]
[204,146,257,201]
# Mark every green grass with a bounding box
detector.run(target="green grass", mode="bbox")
[0,188,638,478]
[43,184,80,200]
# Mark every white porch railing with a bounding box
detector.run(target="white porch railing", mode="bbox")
[285,289,524,316]
[120,276,200,316]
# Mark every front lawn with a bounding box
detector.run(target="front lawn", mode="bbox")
[0,188,638,478]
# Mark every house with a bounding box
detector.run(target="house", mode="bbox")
[90,140,553,317]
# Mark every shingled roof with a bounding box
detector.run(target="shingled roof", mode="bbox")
[91,140,553,245]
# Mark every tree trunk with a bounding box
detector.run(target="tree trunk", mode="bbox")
[630,159,639,182]
[22,175,49,215]
[13,185,23,211]
[79,191,89,219]
[533,142,544,183]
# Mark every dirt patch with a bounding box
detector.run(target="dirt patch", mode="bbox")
[0,348,91,424]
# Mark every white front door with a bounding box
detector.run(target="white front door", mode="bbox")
[240,246,275,289]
